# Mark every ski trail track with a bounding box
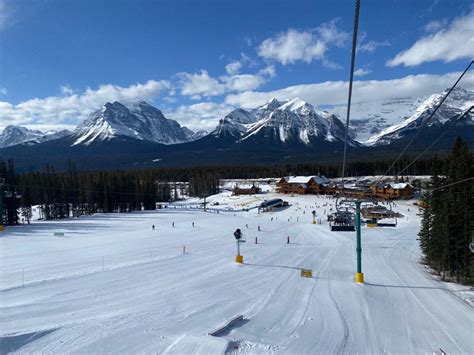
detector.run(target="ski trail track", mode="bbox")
[1,197,473,354]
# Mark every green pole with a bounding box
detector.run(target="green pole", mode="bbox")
[356,201,361,272]
[355,200,364,283]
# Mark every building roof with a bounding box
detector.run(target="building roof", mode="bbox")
[234,184,258,190]
[391,183,412,189]
[283,175,329,185]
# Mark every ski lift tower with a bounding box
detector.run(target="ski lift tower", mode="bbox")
[338,0,363,283]
[339,198,376,283]
[200,194,209,212]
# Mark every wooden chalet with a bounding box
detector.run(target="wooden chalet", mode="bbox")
[232,184,261,196]
[361,206,401,219]
[370,182,414,200]
[275,176,414,200]
[276,176,328,195]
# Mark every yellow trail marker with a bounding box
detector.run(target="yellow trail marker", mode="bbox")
[235,255,244,263]
[355,272,364,283]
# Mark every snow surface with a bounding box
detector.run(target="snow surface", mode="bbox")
[1,192,473,354]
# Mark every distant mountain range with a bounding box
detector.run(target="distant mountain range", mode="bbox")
[0,126,72,149]
[0,87,472,172]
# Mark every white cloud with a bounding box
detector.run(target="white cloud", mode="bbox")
[258,65,276,78]
[0,0,14,31]
[60,85,74,96]
[180,65,274,97]
[225,53,257,76]
[225,61,242,75]
[353,68,372,77]
[258,29,326,65]
[358,40,390,53]
[257,21,349,66]
[225,71,474,109]
[0,80,171,131]
[387,11,474,67]
[179,70,225,97]
[0,87,7,95]
[316,19,348,47]
[423,19,448,33]
[165,102,234,132]
[221,74,266,92]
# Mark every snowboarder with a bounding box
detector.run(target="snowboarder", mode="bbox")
[172,222,175,228]
[192,222,195,227]
[152,225,155,230]
[258,225,261,231]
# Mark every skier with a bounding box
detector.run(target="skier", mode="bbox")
[192,222,195,227]
[152,225,155,230]
[172,222,175,228]
[245,224,248,228]
[258,225,261,231]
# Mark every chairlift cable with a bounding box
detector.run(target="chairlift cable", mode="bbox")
[429,177,474,192]
[378,60,473,182]
[396,105,474,176]
[340,0,361,191]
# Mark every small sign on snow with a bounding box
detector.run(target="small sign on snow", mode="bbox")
[300,269,313,278]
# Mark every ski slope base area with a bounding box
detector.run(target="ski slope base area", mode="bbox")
[1,194,473,354]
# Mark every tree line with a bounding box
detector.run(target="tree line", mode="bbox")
[418,138,473,285]
[0,154,455,225]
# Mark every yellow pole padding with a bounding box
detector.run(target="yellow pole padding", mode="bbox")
[355,272,364,283]
[235,255,244,263]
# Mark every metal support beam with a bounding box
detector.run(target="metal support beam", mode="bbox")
[355,201,364,283]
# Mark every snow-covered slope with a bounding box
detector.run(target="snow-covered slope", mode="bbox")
[0,126,72,148]
[1,194,472,353]
[72,101,193,146]
[368,88,474,146]
[212,98,356,146]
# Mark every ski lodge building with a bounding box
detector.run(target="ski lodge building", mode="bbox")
[276,176,414,200]
[370,182,414,200]
[275,176,329,195]
[232,184,261,196]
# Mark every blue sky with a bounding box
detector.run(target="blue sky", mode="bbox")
[0,0,473,132]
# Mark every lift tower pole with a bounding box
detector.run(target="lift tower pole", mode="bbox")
[355,201,363,282]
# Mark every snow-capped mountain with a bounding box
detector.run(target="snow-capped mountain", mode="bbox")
[0,126,72,148]
[212,98,357,146]
[331,96,424,142]
[72,101,194,146]
[368,88,474,146]
[183,127,208,141]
